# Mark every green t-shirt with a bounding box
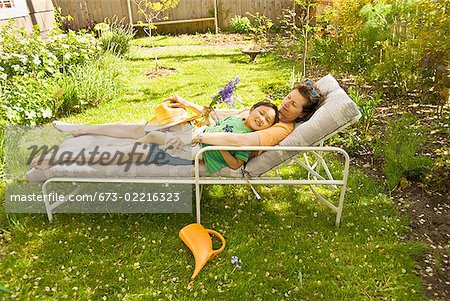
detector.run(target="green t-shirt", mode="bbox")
[202,115,252,174]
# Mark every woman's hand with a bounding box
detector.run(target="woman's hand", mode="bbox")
[164,95,205,115]
[164,95,191,109]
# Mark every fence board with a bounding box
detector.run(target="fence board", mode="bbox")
[54,0,296,33]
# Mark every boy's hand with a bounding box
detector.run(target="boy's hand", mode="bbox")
[163,135,187,152]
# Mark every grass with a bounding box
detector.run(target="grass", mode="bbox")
[0,40,427,300]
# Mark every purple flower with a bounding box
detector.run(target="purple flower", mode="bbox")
[209,77,240,110]
[231,255,242,270]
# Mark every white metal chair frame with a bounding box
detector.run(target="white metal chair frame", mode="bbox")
[41,143,350,227]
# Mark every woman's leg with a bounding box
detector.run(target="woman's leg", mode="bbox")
[53,121,146,139]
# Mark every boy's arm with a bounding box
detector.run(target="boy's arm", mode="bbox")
[135,131,166,145]
[219,150,245,170]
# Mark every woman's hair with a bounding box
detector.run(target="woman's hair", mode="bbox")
[293,80,323,122]
[250,101,280,125]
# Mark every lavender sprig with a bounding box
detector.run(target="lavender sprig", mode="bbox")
[209,76,240,109]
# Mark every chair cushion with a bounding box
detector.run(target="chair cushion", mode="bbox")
[244,74,361,176]
[26,135,243,182]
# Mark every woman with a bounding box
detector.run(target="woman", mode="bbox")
[53,80,322,148]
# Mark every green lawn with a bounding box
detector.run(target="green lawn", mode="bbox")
[0,41,426,300]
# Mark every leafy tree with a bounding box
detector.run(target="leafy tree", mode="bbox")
[132,0,180,71]
[295,0,317,77]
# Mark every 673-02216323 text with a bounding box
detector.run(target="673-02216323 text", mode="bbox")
[8,192,181,203]
[6,183,192,214]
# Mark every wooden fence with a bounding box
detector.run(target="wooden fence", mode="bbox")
[52,0,294,33]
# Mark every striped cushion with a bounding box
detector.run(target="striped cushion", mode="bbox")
[244,74,361,176]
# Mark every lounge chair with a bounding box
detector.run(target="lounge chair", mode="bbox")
[25,74,361,226]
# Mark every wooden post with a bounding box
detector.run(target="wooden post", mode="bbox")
[213,0,218,33]
[127,0,133,25]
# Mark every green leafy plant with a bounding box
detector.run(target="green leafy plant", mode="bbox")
[0,21,58,79]
[348,87,381,134]
[425,146,450,194]
[46,29,101,72]
[95,17,135,56]
[230,15,251,34]
[246,12,273,50]
[53,55,121,115]
[0,76,55,126]
[273,8,302,60]
[312,0,449,112]
[0,20,101,80]
[374,114,433,190]
[132,0,180,71]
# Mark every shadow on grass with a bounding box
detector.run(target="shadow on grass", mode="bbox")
[127,52,242,63]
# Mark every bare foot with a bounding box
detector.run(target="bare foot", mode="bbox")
[32,157,53,169]
[52,121,85,136]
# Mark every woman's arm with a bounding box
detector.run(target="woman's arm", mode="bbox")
[165,96,247,125]
[194,131,261,146]
[219,150,245,170]
[165,95,204,114]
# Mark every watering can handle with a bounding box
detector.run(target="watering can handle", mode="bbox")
[206,229,226,257]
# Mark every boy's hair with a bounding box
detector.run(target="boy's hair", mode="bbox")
[250,101,280,125]
[293,81,323,122]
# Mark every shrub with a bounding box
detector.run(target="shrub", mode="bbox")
[230,15,251,34]
[53,54,121,115]
[312,0,449,110]
[348,87,381,134]
[46,30,102,71]
[374,114,433,189]
[95,18,135,56]
[0,76,55,126]
[0,21,58,79]
[246,12,273,50]
[0,21,101,79]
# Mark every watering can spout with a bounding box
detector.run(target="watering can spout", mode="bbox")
[179,223,226,280]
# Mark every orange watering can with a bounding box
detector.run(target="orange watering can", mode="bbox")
[179,223,226,280]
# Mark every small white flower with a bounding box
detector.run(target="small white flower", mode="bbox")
[64,53,72,60]
[33,56,41,65]
[42,108,53,119]
[0,73,7,80]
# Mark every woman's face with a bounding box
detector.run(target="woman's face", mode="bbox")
[246,105,277,131]
[279,89,308,123]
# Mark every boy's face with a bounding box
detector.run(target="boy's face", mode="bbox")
[246,106,277,131]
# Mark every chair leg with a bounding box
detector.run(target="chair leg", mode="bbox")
[42,181,53,223]
[195,183,202,224]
